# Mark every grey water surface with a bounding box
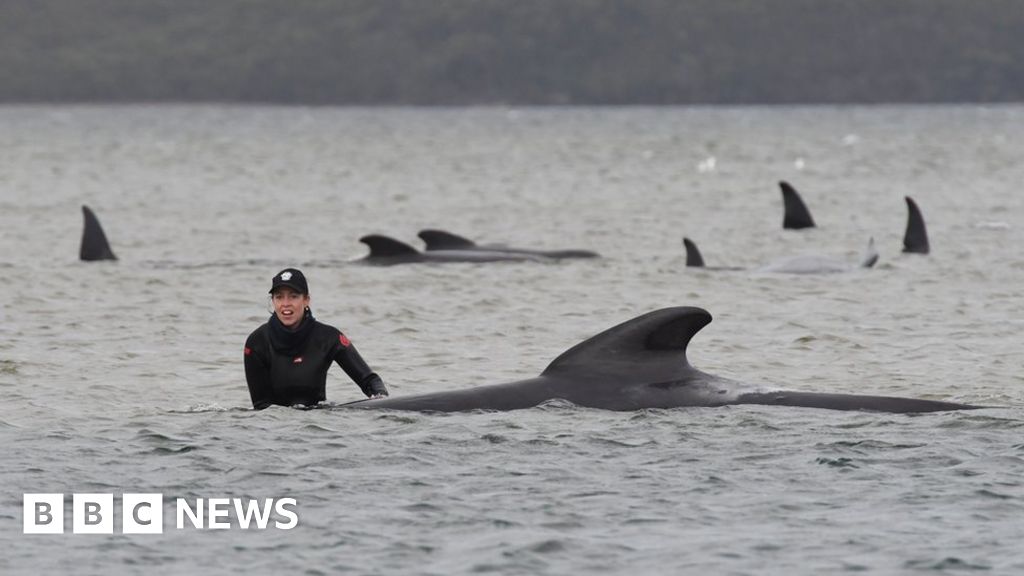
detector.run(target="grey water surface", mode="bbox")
[1,105,1022,574]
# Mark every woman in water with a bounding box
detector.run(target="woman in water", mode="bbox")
[244,268,388,409]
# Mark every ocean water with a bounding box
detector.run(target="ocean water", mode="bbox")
[1,105,1023,574]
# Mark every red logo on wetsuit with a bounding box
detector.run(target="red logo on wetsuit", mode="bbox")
[339,334,351,347]
[244,347,252,356]
[293,357,303,364]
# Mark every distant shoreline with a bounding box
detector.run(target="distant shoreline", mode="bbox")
[3,0,1023,105]
[2,101,1021,109]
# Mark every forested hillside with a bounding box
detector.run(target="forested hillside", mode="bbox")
[2,0,1021,104]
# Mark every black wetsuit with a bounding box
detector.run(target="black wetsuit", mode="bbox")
[244,310,387,409]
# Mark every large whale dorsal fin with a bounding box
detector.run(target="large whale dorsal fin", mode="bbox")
[80,205,117,261]
[682,237,705,267]
[359,235,420,257]
[902,196,930,254]
[780,181,816,229]
[542,307,711,377]
[418,229,477,250]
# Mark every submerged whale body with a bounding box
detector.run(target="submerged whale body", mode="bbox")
[683,237,878,274]
[80,205,117,261]
[347,307,977,413]
[758,238,879,273]
[418,229,600,259]
[781,181,816,230]
[356,234,549,265]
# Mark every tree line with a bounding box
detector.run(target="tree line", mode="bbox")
[1,0,1022,105]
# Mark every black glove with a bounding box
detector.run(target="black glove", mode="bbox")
[362,375,388,398]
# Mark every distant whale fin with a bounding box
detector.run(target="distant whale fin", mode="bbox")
[359,235,420,257]
[80,205,117,261]
[860,237,879,268]
[780,181,816,229]
[682,237,705,267]
[902,196,930,254]
[418,229,477,250]
[541,307,711,377]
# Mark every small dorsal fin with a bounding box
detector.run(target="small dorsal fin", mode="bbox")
[542,307,711,377]
[860,237,879,268]
[80,205,117,261]
[418,229,477,250]
[902,197,930,254]
[682,237,705,267]
[359,235,420,257]
[780,181,816,229]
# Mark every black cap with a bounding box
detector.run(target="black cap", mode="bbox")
[269,268,309,294]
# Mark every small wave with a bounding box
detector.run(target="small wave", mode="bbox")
[588,437,659,449]
[0,417,20,429]
[149,445,198,455]
[622,517,668,525]
[540,520,584,531]
[974,221,1011,230]
[373,413,425,424]
[183,403,231,413]
[161,404,251,415]
[903,557,991,571]
[568,490,620,499]
[524,438,562,447]
[296,423,343,434]
[815,456,859,469]
[527,539,567,554]
[402,502,442,513]
[826,440,927,450]
[937,412,1024,430]
[974,488,1015,500]
[535,398,580,411]
[141,258,298,271]
[132,429,201,456]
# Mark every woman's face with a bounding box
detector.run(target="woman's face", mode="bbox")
[271,288,310,328]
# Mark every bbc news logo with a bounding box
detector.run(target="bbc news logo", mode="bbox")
[23,494,298,534]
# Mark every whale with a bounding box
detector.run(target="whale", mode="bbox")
[345,307,978,413]
[781,181,816,229]
[356,234,550,265]
[80,205,117,261]
[418,229,600,259]
[903,196,930,254]
[683,237,878,274]
[682,238,744,271]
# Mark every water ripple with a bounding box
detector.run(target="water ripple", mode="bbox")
[4,105,1024,576]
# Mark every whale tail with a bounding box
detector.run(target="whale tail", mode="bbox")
[859,237,879,268]
[359,235,420,258]
[542,306,711,378]
[80,205,117,261]
[780,181,816,229]
[682,237,706,267]
[737,390,977,413]
[903,197,930,254]
[418,229,477,250]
